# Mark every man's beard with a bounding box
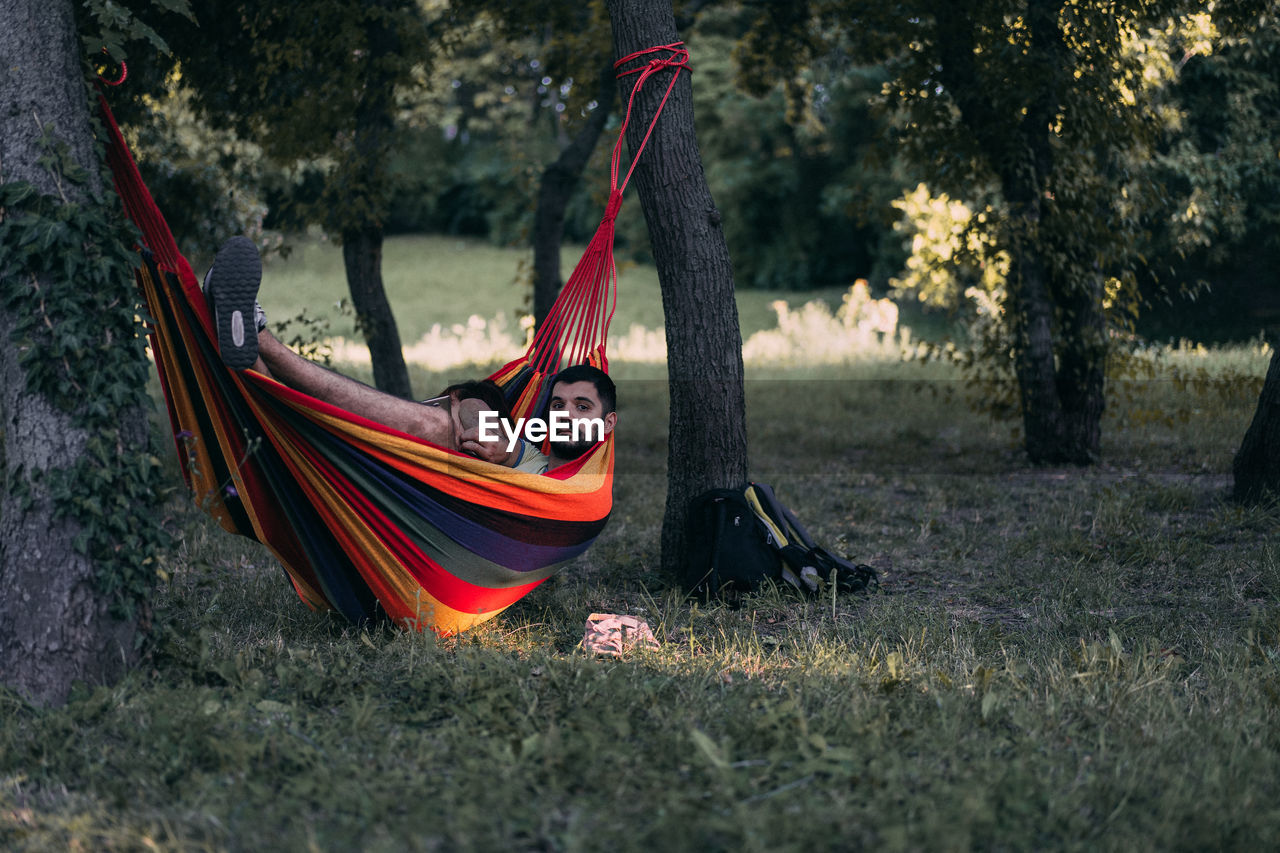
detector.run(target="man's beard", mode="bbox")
[549,438,597,461]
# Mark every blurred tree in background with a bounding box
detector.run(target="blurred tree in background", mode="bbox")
[738,0,1275,464]
[422,0,618,327]
[1138,8,1280,342]
[302,1,906,294]
[692,5,904,291]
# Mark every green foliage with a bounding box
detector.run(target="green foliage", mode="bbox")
[0,130,170,617]
[1109,337,1268,430]
[169,0,452,241]
[1136,6,1280,341]
[694,7,902,290]
[448,0,615,107]
[735,0,1278,452]
[887,184,1023,414]
[76,0,192,62]
[270,301,353,367]
[121,84,284,271]
[372,3,906,290]
[889,184,1010,312]
[384,5,614,245]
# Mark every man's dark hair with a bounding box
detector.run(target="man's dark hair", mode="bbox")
[550,364,616,414]
[439,379,513,425]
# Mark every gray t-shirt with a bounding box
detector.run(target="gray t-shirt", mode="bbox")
[511,439,550,475]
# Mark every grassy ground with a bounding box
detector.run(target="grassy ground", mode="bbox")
[255,232,855,349]
[3,243,1279,849]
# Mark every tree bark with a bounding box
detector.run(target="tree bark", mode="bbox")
[1234,337,1280,502]
[1054,271,1106,461]
[605,0,749,579]
[1016,0,1103,464]
[0,0,141,706]
[532,63,616,329]
[1005,212,1068,463]
[341,226,411,399]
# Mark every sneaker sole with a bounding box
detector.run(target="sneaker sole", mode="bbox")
[207,236,262,370]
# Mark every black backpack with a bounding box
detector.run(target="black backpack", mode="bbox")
[683,482,877,600]
[683,488,782,598]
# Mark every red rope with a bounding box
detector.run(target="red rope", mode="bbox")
[519,42,688,386]
[610,42,690,194]
[97,93,201,303]
[98,48,128,87]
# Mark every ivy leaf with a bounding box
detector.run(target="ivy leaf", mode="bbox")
[0,181,37,206]
[150,0,195,22]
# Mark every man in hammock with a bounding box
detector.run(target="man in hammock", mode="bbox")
[203,237,616,473]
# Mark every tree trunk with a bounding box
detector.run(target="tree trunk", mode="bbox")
[341,226,411,399]
[1054,271,1106,462]
[0,0,142,706]
[339,0,411,399]
[935,0,1102,465]
[1005,213,1068,463]
[1017,0,1102,465]
[1234,337,1280,502]
[605,0,749,579]
[532,63,616,329]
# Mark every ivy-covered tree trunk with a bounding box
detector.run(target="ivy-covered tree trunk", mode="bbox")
[605,0,749,579]
[1234,338,1280,502]
[532,63,615,329]
[0,0,162,706]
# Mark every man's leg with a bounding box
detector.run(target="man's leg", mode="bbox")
[255,331,454,443]
[204,238,455,446]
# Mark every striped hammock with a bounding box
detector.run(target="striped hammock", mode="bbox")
[98,44,689,634]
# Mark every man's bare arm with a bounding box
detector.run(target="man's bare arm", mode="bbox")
[256,331,453,445]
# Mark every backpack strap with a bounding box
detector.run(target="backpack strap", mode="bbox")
[745,482,879,595]
[750,482,818,550]
[743,484,818,593]
[742,485,786,546]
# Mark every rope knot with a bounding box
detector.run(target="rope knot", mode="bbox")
[97,48,128,87]
[603,190,624,223]
[608,42,691,196]
[614,42,692,79]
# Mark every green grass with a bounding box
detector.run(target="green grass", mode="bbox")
[3,247,1280,850]
[257,232,853,347]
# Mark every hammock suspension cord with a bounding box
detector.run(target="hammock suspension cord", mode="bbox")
[525,42,690,381]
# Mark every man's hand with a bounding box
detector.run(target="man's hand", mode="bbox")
[454,397,515,466]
